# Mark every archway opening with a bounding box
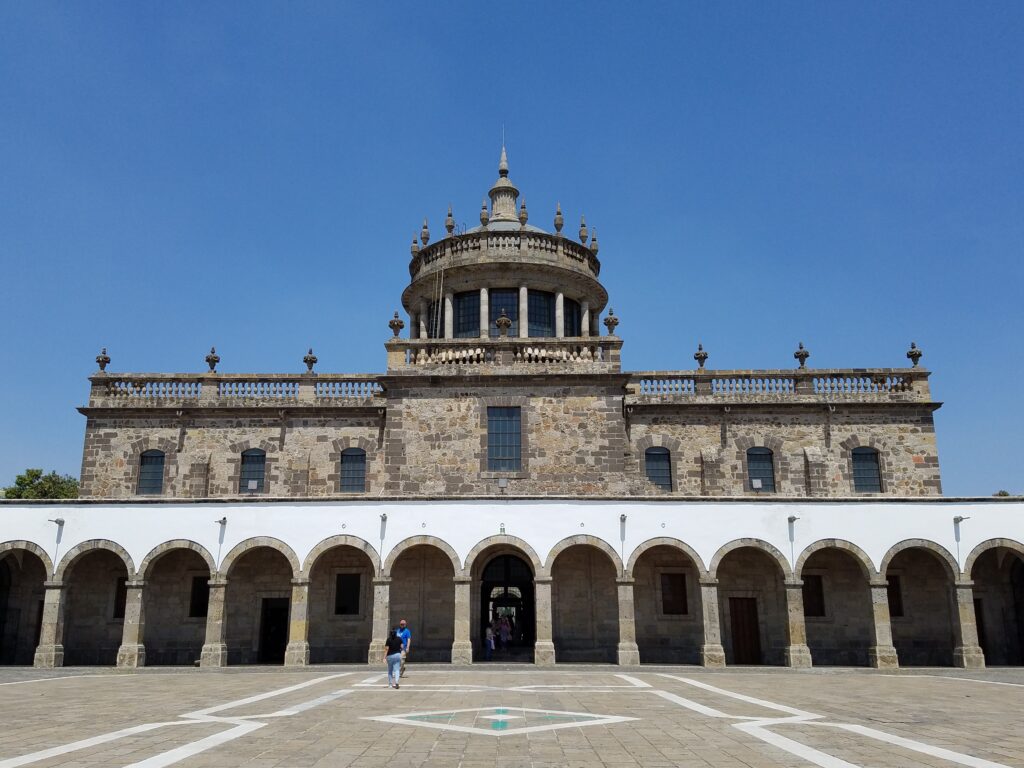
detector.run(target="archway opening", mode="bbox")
[143,549,212,666]
[633,545,702,664]
[886,547,955,666]
[389,545,454,662]
[476,553,534,662]
[801,548,873,666]
[64,550,129,665]
[308,545,376,663]
[0,549,47,665]
[552,544,619,663]
[225,547,293,665]
[970,547,1024,665]
[716,547,787,666]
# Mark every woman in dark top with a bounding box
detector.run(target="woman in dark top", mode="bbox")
[384,628,404,688]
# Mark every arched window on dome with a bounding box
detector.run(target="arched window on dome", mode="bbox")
[644,447,672,491]
[489,289,519,337]
[136,450,165,495]
[852,447,882,493]
[239,449,266,493]
[528,290,555,337]
[746,447,776,493]
[564,298,582,337]
[453,291,480,338]
[340,448,367,493]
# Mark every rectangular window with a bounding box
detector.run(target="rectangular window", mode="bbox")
[852,449,882,493]
[137,452,165,495]
[239,451,266,493]
[189,576,210,618]
[527,290,555,337]
[113,576,127,619]
[487,406,522,471]
[340,449,366,493]
[802,574,826,617]
[335,573,361,615]
[886,574,904,617]
[660,572,687,615]
[564,298,582,337]
[488,289,519,337]
[645,448,672,491]
[747,449,776,492]
[454,291,480,338]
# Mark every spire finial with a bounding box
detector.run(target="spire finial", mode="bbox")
[498,145,509,177]
[95,347,110,372]
[590,228,599,254]
[794,342,810,369]
[906,341,923,367]
[303,347,318,373]
[518,198,528,227]
[579,214,588,244]
[410,235,419,257]
[480,198,489,226]
[554,202,563,234]
[445,204,454,235]
[420,218,430,245]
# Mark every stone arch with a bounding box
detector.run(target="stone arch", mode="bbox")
[796,539,878,581]
[965,538,1024,579]
[880,539,959,581]
[544,534,623,573]
[55,539,135,582]
[626,537,708,579]
[838,435,888,494]
[709,538,792,580]
[635,435,683,493]
[219,537,300,578]
[383,535,461,577]
[0,540,54,577]
[302,534,381,576]
[463,535,543,578]
[138,540,216,579]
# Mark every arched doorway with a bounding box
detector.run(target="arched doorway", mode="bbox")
[716,547,787,666]
[551,545,619,662]
[632,545,702,664]
[800,548,874,666]
[308,545,376,663]
[142,549,212,666]
[970,546,1024,665]
[478,554,534,661]
[389,545,455,662]
[224,547,293,665]
[63,549,130,666]
[885,547,956,666]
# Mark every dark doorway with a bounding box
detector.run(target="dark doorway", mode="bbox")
[479,555,534,661]
[258,598,289,664]
[1014,559,1024,665]
[0,561,10,662]
[729,597,762,665]
[974,598,989,660]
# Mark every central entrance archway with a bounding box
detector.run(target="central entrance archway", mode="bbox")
[479,554,534,661]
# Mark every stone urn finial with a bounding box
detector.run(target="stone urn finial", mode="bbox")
[694,343,708,369]
[519,199,528,227]
[906,341,923,367]
[445,205,454,235]
[603,308,619,336]
[480,199,489,226]
[495,308,512,337]
[420,218,430,246]
[389,311,405,338]
[579,214,588,244]
[205,346,220,372]
[303,347,318,373]
[410,236,419,257]
[554,202,563,234]
[95,347,110,372]
[590,228,599,255]
[794,342,810,369]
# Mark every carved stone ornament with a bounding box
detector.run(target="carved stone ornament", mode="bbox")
[303,347,318,373]
[445,205,454,235]
[554,202,563,233]
[603,309,619,336]
[906,341,923,367]
[420,218,430,246]
[694,343,708,369]
[205,346,220,372]
[495,308,513,337]
[579,214,588,244]
[389,311,406,337]
[480,199,489,226]
[95,347,110,372]
[794,342,810,369]
[518,199,528,227]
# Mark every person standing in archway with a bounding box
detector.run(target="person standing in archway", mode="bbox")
[384,628,403,689]
[398,618,412,677]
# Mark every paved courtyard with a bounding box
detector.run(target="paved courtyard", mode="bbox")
[1,665,1023,768]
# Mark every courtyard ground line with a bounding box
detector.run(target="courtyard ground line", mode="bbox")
[184,672,351,718]
[807,722,1012,768]
[615,674,651,687]
[0,722,191,768]
[123,722,265,768]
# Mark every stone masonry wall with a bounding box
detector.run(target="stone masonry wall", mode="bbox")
[801,548,874,666]
[632,545,703,664]
[224,547,293,665]
[63,550,127,665]
[388,545,455,661]
[716,548,788,665]
[142,549,210,666]
[308,546,375,663]
[551,545,619,662]
[888,548,956,666]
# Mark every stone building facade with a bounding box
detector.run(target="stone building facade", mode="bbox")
[2,151,1021,672]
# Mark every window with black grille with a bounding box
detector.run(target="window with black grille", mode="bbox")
[660,572,687,615]
[645,447,672,490]
[340,448,366,493]
[487,406,521,471]
[239,449,266,493]
[454,291,480,338]
[335,573,361,615]
[189,576,210,618]
[488,289,519,337]
[802,574,826,617]
[136,450,165,495]
[852,447,882,493]
[746,448,776,492]
[527,290,555,337]
[564,298,582,337]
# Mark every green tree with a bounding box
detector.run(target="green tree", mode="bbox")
[4,469,79,499]
[994,490,1011,497]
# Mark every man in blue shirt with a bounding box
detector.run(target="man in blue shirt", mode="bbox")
[397,618,412,677]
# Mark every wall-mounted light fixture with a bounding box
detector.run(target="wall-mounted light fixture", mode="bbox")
[48,518,65,527]
[214,517,227,526]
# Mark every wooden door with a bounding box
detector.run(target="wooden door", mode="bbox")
[729,597,762,665]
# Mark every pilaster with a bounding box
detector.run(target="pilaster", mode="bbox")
[284,578,311,667]
[555,292,564,338]
[616,577,641,666]
[952,581,986,669]
[518,285,528,338]
[33,581,66,669]
[534,577,555,665]
[699,579,726,667]
[200,579,229,667]
[368,578,391,664]
[116,580,146,668]
[452,577,473,664]
[867,579,899,668]
[479,287,489,337]
[783,579,813,668]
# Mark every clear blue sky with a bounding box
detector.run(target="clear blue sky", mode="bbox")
[1,3,1021,495]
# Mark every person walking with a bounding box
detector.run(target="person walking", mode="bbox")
[484,625,494,661]
[384,628,403,689]
[397,618,412,677]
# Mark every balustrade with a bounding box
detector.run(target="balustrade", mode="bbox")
[411,230,600,279]
[388,337,617,370]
